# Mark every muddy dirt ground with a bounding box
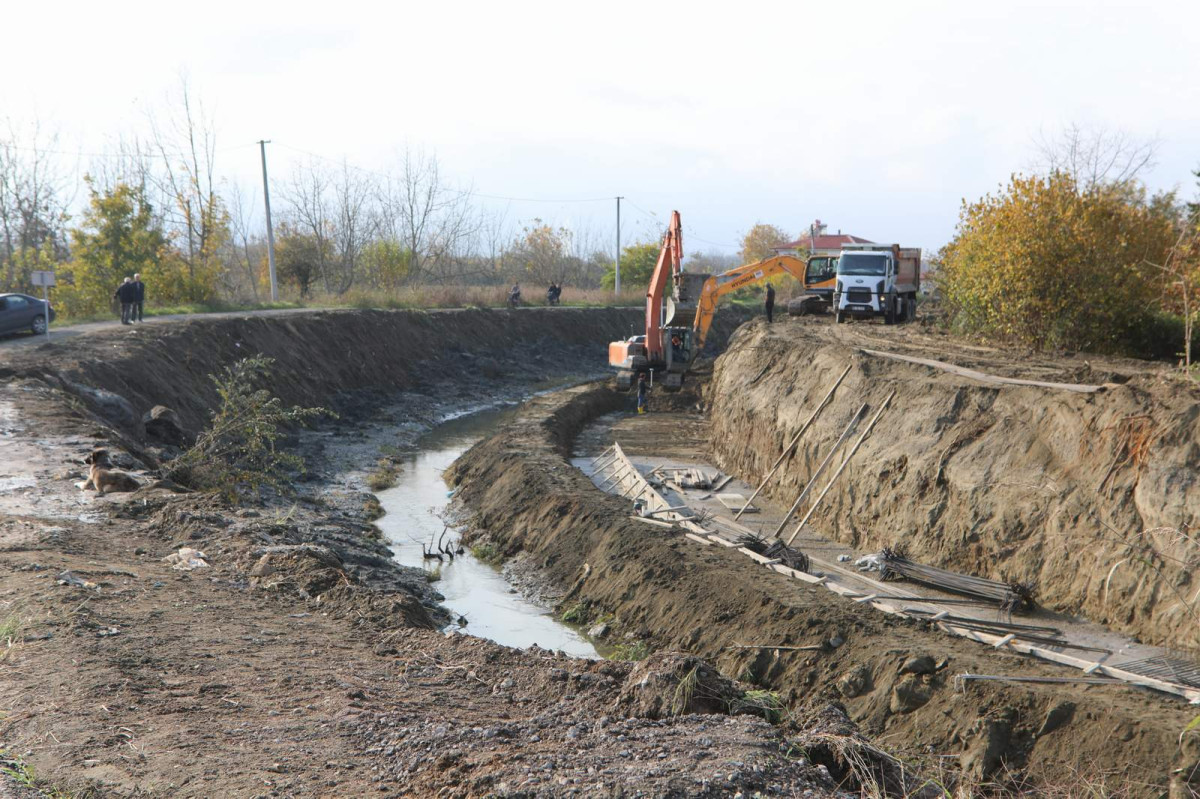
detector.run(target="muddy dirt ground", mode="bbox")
[4,306,1200,797]
[0,307,849,798]
[449,362,1200,796]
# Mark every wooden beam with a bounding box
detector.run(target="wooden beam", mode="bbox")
[735,364,852,520]
[787,391,895,545]
[776,404,868,540]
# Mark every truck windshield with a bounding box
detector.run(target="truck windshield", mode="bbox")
[838,253,887,276]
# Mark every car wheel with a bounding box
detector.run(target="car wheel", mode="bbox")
[31,315,46,334]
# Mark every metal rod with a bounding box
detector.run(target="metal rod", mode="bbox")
[787,391,894,545]
[736,365,852,520]
[954,673,1122,686]
[772,403,867,538]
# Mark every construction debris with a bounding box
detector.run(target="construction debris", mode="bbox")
[953,673,1123,687]
[717,493,757,512]
[737,536,810,573]
[879,548,1035,612]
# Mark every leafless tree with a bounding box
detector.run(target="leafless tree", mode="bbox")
[476,205,511,283]
[377,148,478,285]
[86,135,154,205]
[1146,210,1200,381]
[0,120,73,290]
[222,182,263,301]
[1032,123,1158,194]
[283,160,334,292]
[147,75,226,283]
[282,158,375,295]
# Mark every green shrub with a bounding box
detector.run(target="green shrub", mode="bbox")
[168,356,331,499]
[470,542,503,566]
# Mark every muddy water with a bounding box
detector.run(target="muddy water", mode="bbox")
[374,406,599,658]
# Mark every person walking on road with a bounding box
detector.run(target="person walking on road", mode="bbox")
[131,273,146,322]
[636,372,649,414]
[765,283,776,324]
[114,277,136,325]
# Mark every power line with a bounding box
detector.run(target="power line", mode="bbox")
[688,233,740,251]
[0,140,258,160]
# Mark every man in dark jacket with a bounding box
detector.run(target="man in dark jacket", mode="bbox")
[765,283,776,323]
[636,372,648,414]
[114,277,135,325]
[131,273,146,322]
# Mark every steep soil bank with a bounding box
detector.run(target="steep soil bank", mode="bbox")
[447,382,1200,795]
[0,305,752,443]
[0,305,831,798]
[0,307,639,437]
[705,317,1200,652]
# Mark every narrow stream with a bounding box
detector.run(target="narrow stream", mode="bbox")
[373,405,599,658]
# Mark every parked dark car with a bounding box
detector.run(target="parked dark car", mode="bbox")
[0,293,55,336]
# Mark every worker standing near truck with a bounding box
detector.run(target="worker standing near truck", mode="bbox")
[765,283,776,323]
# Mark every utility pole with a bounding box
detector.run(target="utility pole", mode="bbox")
[258,140,279,302]
[615,196,624,296]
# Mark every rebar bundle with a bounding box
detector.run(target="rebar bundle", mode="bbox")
[880,548,1035,613]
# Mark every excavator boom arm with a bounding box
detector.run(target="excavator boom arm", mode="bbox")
[691,255,808,351]
[644,210,684,363]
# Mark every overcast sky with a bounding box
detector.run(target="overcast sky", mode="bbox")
[3,0,1198,258]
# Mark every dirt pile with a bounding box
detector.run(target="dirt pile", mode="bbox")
[448,379,1200,795]
[704,317,1200,652]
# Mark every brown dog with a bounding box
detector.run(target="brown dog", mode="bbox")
[82,449,142,495]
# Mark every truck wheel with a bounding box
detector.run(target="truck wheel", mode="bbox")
[906,297,916,322]
[883,298,895,326]
[835,309,845,324]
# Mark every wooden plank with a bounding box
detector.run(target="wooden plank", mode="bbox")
[712,474,734,493]
[717,493,757,512]
[735,364,852,520]
[631,516,674,528]
[685,533,714,546]
[709,535,739,548]
[738,547,780,566]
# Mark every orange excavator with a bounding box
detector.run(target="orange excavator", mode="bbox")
[607,210,699,391]
[608,214,829,391]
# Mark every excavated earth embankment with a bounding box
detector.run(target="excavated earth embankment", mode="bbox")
[6,306,857,798]
[1,307,650,437]
[706,318,1200,654]
[447,376,1200,796]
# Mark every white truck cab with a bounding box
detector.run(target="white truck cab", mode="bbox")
[833,243,921,325]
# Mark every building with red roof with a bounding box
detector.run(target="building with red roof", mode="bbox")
[772,220,873,256]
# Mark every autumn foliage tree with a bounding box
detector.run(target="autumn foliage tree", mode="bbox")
[739,223,791,264]
[56,181,166,317]
[937,173,1177,354]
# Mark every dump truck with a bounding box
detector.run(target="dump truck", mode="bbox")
[832,243,921,324]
